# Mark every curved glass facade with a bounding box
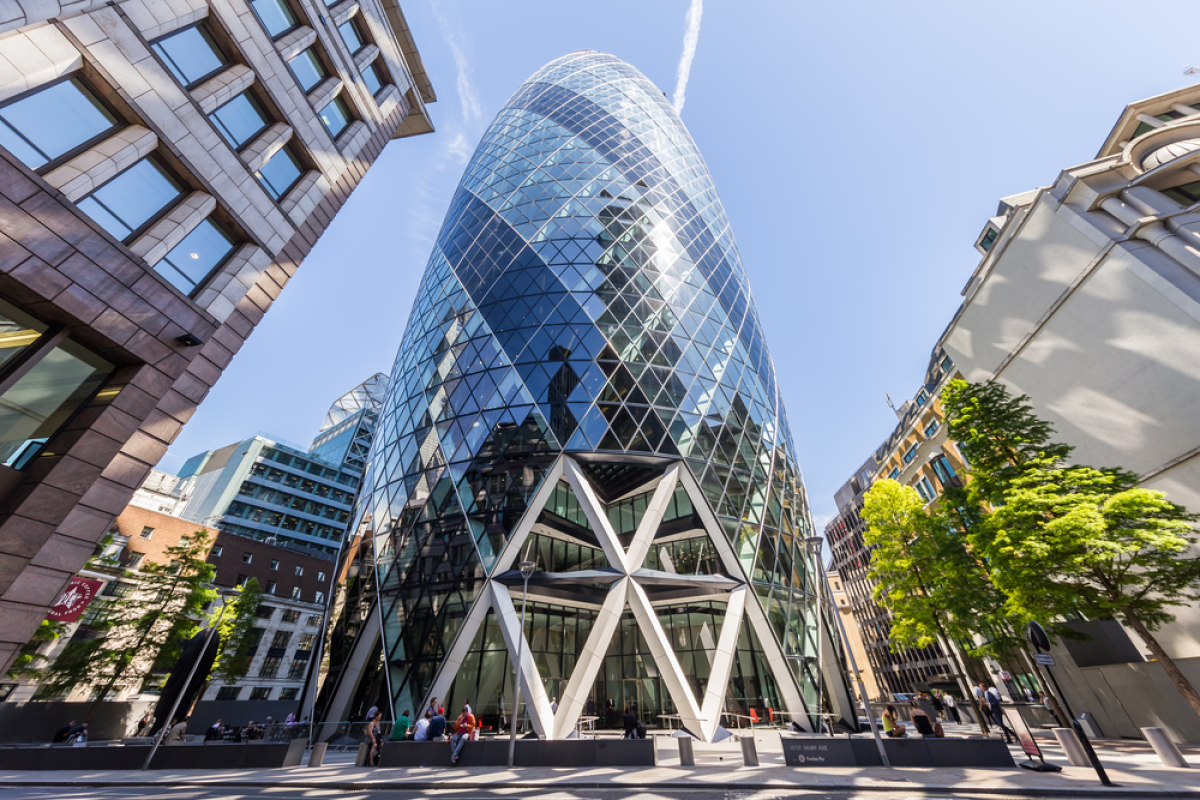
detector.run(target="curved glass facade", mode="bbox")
[361,52,841,740]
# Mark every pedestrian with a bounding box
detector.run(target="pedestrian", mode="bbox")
[205,719,224,741]
[166,717,188,744]
[586,698,596,731]
[450,702,476,764]
[984,685,1015,744]
[550,696,558,714]
[909,700,935,736]
[622,703,639,739]
[135,710,153,737]
[285,712,296,726]
[413,710,432,741]
[428,697,439,717]
[429,707,447,740]
[1041,692,1066,728]
[391,709,411,741]
[366,704,378,721]
[65,722,89,744]
[366,710,384,766]
[881,705,906,738]
[1025,687,1036,704]
[52,720,77,743]
[606,695,615,727]
[944,692,961,724]
[930,691,945,721]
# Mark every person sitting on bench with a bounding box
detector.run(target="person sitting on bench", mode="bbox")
[910,700,937,737]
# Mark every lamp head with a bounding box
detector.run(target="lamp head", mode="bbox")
[519,560,535,577]
[804,536,824,554]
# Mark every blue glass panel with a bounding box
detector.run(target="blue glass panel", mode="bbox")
[337,19,364,53]
[360,60,384,97]
[155,219,233,294]
[76,158,182,242]
[250,0,296,38]
[289,49,326,92]
[152,25,225,88]
[0,79,116,168]
[318,96,351,139]
[210,92,269,149]
[255,146,302,200]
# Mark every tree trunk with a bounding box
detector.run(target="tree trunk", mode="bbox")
[1123,612,1200,721]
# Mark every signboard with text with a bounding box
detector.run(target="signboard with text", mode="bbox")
[46,577,102,622]
[781,738,860,767]
[1003,705,1044,760]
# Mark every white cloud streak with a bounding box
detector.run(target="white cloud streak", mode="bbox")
[672,0,703,115]
[431,0,482,127]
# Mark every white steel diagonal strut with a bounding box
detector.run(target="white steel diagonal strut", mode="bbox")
[492,581,555,737]
[625,462,681,569]
[700,584,747,742]
[562,457,628,573]
[420,581,496,717]
[551,577,629,739]
[626,579,706,736]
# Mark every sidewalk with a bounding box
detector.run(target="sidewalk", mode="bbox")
[2,728,1199,796]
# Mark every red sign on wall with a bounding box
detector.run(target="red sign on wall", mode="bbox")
[47,577,102,622]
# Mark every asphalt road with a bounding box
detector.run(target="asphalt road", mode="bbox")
[0,787,1050,800]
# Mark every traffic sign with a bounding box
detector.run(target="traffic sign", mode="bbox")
[1035,653,1056,666]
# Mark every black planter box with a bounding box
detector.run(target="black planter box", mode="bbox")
[782,736,1015,768]
[0,740,306,770]
[378,738,657,767]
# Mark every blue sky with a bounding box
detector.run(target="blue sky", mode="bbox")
[163,0,1200,529]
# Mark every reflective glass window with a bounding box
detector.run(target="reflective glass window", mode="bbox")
[0,79,117,169]
[0,299,47,371]
[152,25,227,89]
[255,144,302,199]
[76,157,184,243]
[0,338,113,469]
[337,18,365,53]
[318,96,351,139]
[289,48,327,92]
[250,0,297,39]
[209,91,269,149]
[360,60,385,97]
[155,218,235,294]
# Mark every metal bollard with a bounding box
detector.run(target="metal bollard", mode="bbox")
[355,741,371,767]
[740,734,759,766]
[308,742,327,767]
[678,736,695,766]
[1052,727,1090,767]
[1143,727,1190,768]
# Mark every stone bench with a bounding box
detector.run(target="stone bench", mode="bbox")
[378,738,657,767]
[0,740,306,770]
[782,736,1015,768]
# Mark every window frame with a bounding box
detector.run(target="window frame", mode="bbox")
[254,143,305,201]
[154,217,238,298]
[336,16,367,55]
[0,75,123,174]
[209,90,272,152]
[359,58,388,100]
[150,22,231,91]
[287,46,330,94]
[76,154,188,245]
[249,0,302,41]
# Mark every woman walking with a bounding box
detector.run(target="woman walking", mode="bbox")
[366,710,384,766]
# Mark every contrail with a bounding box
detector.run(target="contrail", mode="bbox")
[672,0,703,115]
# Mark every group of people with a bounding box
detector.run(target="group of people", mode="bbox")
[51,720,88,744]
[881,700,946,738]
[881,682,1067,745]
[364,697,477,766]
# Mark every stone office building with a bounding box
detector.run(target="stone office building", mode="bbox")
[0,0,435,677]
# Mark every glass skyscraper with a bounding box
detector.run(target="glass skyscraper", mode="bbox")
[360,52,849,741]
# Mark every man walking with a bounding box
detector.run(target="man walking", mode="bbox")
[450,703,476,764]
[984,685,1015,744]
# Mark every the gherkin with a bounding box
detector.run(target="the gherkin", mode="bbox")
[358,51,851,741]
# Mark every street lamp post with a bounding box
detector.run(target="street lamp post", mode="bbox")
[804,537,826,735]
[141,590,234,770]
[506,560,536,769]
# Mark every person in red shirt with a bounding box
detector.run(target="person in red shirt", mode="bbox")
[450,702,476,764]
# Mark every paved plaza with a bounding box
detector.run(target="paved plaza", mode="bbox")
[1,727,1198,798]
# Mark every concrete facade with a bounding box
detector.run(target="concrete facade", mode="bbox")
[940,83,1200,741]
[0,0,435,676]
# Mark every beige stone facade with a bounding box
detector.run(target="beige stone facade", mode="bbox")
[0,0,434,676]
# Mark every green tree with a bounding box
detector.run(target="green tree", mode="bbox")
[5,620,65,680]
[211,578,263,685]
[941,379,1200,719]
[44,531,216,712]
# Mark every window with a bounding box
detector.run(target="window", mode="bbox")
[924,420,940,438]
[255,604,274,619]
[127,552,145,569]
[212,545,223,557]
[337,18,365,54]
[270,559,279,571]
[237,574,248,587]
[210,92,270,150]
[178,536,190,548]
[932,456,958,483]
[152,24,228,89]
[265,580,276,594]
[77,157,184,243]
[940,355,952,371]
[0,683,16,702]
[314,591,324,604]
[289,48,327,93]
[902,443,918,464]
[281,609,300,623]
[888,467,899,481]
[216,686,241,700]
[0,78,118,170]
[101,580,135,597]
[154,218,236,296]
[306,614,322,627]
[1163,180,1200,207]
[255,145,303,200]
[249,686,273,700]
[318,96,352,139]
[915,392,927,407]
[243,552,254,564]
[291,586,301,599]
[286,658,308,679]
[360,59,386,98]
[271,630,292,649]
[250,0,297,38]
[979,227,999,252]
[279,688,298,700]
[0,336,113,470]
[317,572,325,583]
[258,657,282,678]
[140,526,155,540]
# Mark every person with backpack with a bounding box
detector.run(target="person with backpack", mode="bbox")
[450,703,476,764]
